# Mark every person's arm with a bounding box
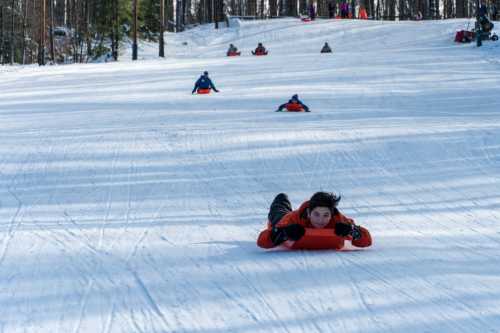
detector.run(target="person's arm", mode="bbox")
[192,78,200,94]
[208,79,219,92]
[276,103,288,111]
[257,210,304,248]
[334,212,372,248]
[296,99,310,112]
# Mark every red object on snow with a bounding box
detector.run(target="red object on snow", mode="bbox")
[285,103,305,112]
[197,88,211,94]
[359,8,368,19]
[227,51,241,56]
[257,228,345,250]
[253,51,268,56]
[455,30,475,43]
[301,17,312,22]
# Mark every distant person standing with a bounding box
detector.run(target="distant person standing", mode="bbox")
[340,2,348,18]
[490,2,498,20]
[309,2,316,20]
[328,1,336,18]
[479,1,488,18]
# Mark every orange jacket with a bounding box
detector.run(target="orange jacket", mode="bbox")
[257,200,372,249]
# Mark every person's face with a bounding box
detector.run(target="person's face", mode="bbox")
[308,207,332,228]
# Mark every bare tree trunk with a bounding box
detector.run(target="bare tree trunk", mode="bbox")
[247,0,257,15]
[456,0,465,17]
[10,0,15,64]
[22,0,28,64]
[39,0,46,65]
[0,4,3,64]
[49,0,55,63]
[132,0,138,60]
[111,0,119,60]
[270,0,278,16]
[215,0,219,28]
[160,0,165,56]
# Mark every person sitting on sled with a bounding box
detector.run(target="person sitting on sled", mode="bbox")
[252,42,268,55]
[192,71,219,94]
[277,94,310,112]
[227,43,240,56]
[257,192,372,249]
[320,42,332,53]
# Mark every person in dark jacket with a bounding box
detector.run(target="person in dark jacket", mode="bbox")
[328,1,336,18]
[309,3,316,20]
[257,192,372,249]
[479,1,488,18]
[320,42,332,53]
[252,43,268,55]
[277,94,310,112]
[227,44,240,55]
[192,71,219,94]
[491,3,498,20]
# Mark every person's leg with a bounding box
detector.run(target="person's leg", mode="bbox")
[268,193,292,227]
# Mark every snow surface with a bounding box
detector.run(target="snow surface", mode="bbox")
[1,18,500,333]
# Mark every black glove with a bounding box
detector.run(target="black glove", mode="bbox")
[271,224,305,246]
[334,223,362,240]
[334,222,353,237]
[351,225,362,240]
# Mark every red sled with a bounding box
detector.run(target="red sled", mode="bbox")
[285,103,305,112]
[227,51,241,57]
[257,228,346,250]
[301,18,312,22]
[455,30,475,43]
[252,51,268,56]
[196,88,211,94]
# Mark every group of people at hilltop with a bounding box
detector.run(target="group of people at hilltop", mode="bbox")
[226,42,332,56]
[305,1,370,20]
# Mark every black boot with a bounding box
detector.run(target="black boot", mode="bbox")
[268,193,292,227]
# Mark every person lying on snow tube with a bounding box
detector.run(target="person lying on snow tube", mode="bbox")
[227,44,241,56]
[320,42,332,53]
[276,94,310,112]
[252,43,268,56]
[192,71,219,94]
[257,192,372,250]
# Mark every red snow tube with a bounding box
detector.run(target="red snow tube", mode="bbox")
[197,88,211,94]
[227,51,241,56]
[257,228,345,250]
[285,103,305,112]
[455,30,474,43]
[253,51,268,56]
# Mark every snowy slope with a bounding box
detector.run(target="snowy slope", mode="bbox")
[1,18,500,333]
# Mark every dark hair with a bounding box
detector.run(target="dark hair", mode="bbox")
[308,191,341,213]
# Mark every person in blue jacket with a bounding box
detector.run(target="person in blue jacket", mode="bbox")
[277,94,310,112]
[192,71,219,94]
